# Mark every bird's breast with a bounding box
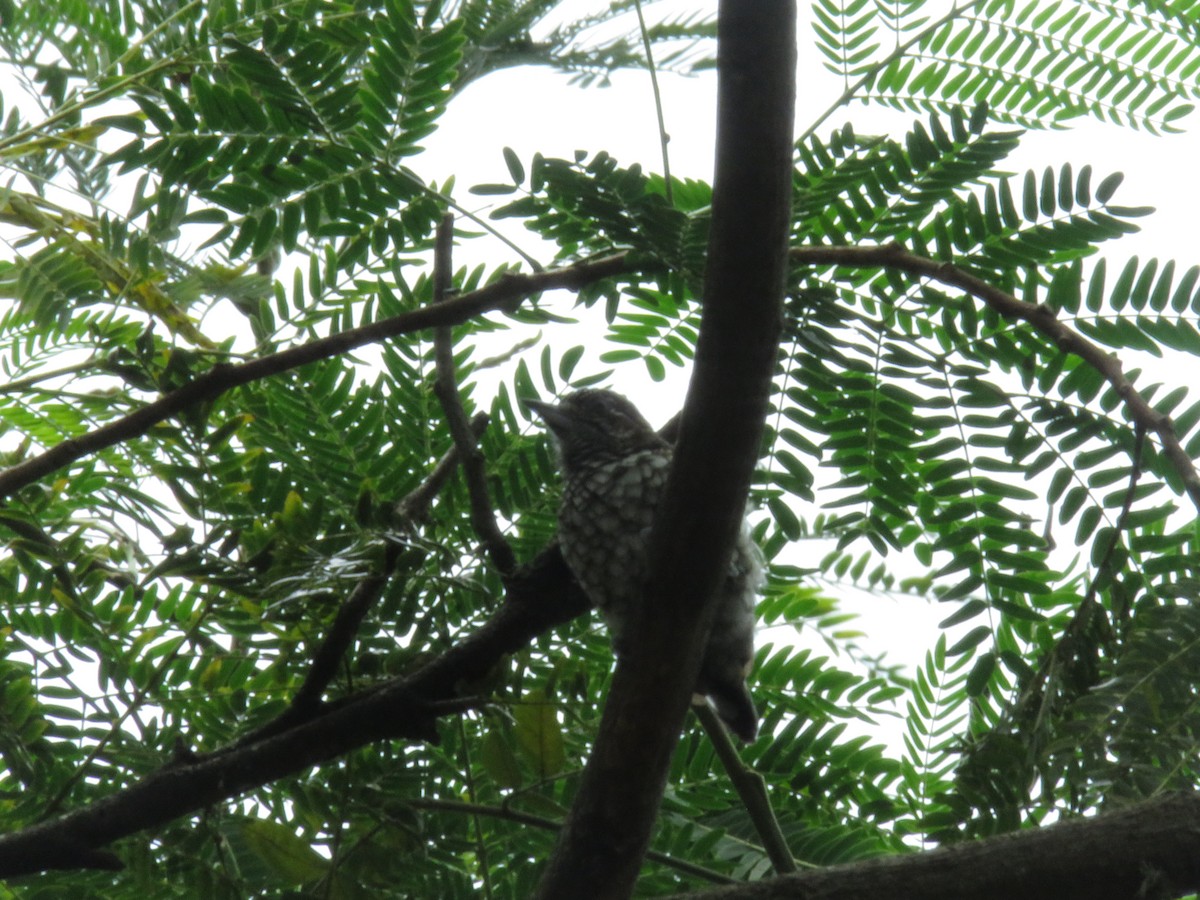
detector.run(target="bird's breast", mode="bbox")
[556,450,672,616]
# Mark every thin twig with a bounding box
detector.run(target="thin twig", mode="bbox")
[693,704,797,875]
[393,411,490,525]
[0,357,102,393]
[431,213,517,575]
[634,0,673,206]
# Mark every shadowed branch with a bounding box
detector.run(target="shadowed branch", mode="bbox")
[432,212,517,574]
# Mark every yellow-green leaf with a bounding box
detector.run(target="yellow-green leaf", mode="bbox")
[480,727,523,788]
[513,689,565,778]
[239,819,328,885]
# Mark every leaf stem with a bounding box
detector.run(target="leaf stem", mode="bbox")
[634,0,674,206]
[799,0,986,144]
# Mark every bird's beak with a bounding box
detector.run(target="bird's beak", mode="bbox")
[525,398,572,435]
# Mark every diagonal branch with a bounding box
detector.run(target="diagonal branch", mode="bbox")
[791,243,1200,512]
[0,253,632,500]
[279,547,405,726]
[268,411,492,735]
[693,704,797,876]
[0,543,589,879]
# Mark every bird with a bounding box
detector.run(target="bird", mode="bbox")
[527,389,761,742]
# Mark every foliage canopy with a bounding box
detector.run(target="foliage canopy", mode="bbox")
[0,0,1199,896]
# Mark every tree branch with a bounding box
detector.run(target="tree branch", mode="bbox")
[0,543,590,879]
[693,704,796,875]
[3,241,1193,525]
[791,243,1200,512]
[0,253,632,499]
[267,413,492,734]
[535,5,797,895]
[432,212,517,574]
[392,412,490,525]
[668,791,1200,900]
[281,546,404,724]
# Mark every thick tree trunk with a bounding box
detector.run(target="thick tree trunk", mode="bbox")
[533,4,797,897]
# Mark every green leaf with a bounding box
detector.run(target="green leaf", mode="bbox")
[481,728,524,788]
[965,651,995,696]
[503,146,525,185]
[946,625,991,656]
[1096,171,1124,204]
[513,689,565,778]
[239,819,328,884]
[471,183,517,195]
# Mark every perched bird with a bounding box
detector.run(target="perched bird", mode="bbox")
[527,389,761,742]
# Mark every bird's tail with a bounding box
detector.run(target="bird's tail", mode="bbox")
[706,679,758,743]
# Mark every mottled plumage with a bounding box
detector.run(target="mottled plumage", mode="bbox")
[528,389,760,741]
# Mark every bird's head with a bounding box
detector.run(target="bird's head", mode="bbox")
[527,389,667,475]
